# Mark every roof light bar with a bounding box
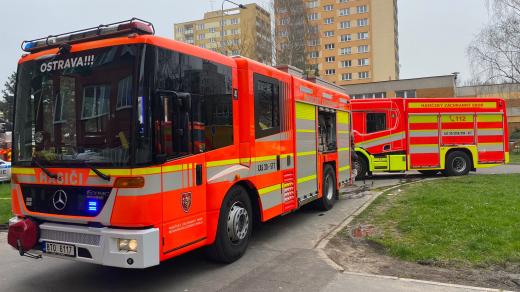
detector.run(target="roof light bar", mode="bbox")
[21,18,155,53]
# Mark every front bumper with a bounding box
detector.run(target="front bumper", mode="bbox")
[13,220,160,269]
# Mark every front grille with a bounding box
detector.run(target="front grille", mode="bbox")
[21,185,112,217]
[40,229,101,246]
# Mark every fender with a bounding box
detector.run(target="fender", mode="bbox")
[355,147,375,172]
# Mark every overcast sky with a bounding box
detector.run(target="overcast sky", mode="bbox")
[0,0,489,87]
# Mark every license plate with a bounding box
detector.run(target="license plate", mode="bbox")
[44,242,76,257]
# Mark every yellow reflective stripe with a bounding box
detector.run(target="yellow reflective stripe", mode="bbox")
[477,115,503,122]
[240,158,250,164]
[12,168,35,175]
[339,165,351,172]
[258,184,281,195]
[297,129,316,133]
[206,158,240,168]
[410,144,438,147]
[337,111,350,124]
[295,102,316,121]
[297,151,317,157]
[131,167,161,175]
[338,147,349,152]
[338,130,349,134]
[298,174,316,184]
[409,115,438,123]
[408,102,496,109]
[280,153,294,159]
[478,142,504,146]
[162,164,184,173]
[92,169,132,176]
[251,155,277,162]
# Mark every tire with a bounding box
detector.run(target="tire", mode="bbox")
[353,156,368,180]
[418,170,440,176]
[315,164,337,211]
[443,151,471,176]
[205,185,253,263]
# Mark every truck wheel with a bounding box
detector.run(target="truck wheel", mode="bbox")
[443,151,471,176]
[315,164,337,211]
[418,170,439,176]
[354,157,367,180]
[205,185,252,263]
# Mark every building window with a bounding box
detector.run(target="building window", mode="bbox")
[309,51,319,58]
[358,45,369,53]
[358,71,369,79]
[357,5,368,13]
[341,73,352,81]
[354,92,387,99]
[307,0,319,8]
[340,34,352,42]
[339,8,349,16]
[358,32,369,40]
[339,0,349,2]
[208,27,216,33]
[308,39,320,46]
[324,31,334,37]
[198,34,205,40]
[308,13,319,21]
[357,18,369,27]
[395,90,417,98]
[325,56,336,63]
[340,47,352,55]
[366,113,387,133]
[230,18,239,25]
[340,60,352,67]
[340,21,350,29]
[280,30,288,37]
[324,4,333,11]
[358,58,369,66]
[324,18,334,25]
[325,69,336,75]
[325,43,335,50]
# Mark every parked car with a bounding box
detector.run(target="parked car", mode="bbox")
[0,159,11,182]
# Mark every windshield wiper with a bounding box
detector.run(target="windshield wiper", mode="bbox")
[32,157,59,179]
[83,162,111,182]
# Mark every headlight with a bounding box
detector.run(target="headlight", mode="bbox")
[118,239,138,252]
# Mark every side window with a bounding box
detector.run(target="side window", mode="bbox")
[366,113,387,133]
[154,48,233,158]
[254,74,280,139]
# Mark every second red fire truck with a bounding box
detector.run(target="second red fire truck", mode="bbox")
[351,98,509,178]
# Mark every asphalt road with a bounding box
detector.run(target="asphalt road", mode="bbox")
[0,165,518,292]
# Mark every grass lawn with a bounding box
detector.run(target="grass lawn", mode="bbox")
[0,183,11,224]
[354,174,520,267]
[510,151,520,164]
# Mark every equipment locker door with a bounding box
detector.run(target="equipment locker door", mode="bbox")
[408,114,441,168]
[476,113,506,163]
[337,110,351,184]
[295,102,318,202]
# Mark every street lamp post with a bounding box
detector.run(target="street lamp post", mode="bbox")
[221,0,246,55]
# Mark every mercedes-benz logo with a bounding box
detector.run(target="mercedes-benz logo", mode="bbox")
[52,190,68,211]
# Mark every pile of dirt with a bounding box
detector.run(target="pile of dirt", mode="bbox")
[325,233,520,291]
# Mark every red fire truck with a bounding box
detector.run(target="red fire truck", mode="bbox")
[8,19,352,268]
[351,98,509,178]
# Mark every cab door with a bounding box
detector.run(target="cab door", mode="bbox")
[155,91,207,255]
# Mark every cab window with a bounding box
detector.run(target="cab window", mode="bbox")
[366,113,386,133]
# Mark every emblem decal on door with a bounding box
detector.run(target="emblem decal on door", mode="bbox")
[181,192,192,213]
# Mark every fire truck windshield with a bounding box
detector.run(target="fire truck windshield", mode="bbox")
[13,44,141,167]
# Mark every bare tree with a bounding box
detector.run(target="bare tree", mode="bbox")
[271,0,319,73]
[468,0,520,84]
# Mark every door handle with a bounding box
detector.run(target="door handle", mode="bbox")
[196,164,203,186]
[383,144,391,151]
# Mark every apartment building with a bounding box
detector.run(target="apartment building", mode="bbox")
[174,3,272,64]
[275,0,399,85]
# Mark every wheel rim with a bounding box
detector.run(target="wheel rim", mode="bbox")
[353,161,360,177]
[325,174,334,200]
[452,157,467,173]
[227,201,249,244]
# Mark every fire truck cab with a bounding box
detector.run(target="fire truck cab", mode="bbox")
[351,98,509,178]
[8,19,352,268]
